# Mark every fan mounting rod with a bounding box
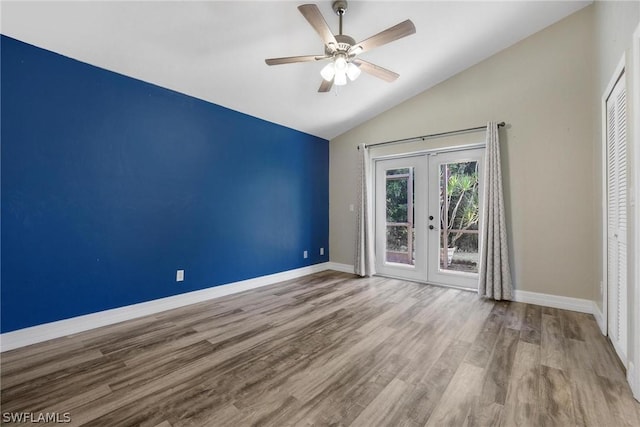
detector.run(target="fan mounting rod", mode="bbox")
[327,0,353,53]
[332,1,348,35]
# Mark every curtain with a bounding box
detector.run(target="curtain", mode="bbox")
[478,121,513,300]
[355,143,376,277]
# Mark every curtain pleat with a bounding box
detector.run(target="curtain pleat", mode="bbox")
[478,122,513,300]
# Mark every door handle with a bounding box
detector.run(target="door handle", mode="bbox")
[429,225,435,230]
[429,215,434,220]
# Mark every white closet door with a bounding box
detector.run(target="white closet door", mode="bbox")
[606,72,627,364]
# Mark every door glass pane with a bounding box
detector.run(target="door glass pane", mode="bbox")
[386,168,414,265]
[439,161,479,273]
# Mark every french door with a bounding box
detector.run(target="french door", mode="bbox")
[374,148,484,289]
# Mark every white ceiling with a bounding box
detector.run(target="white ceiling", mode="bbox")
[1,1,591,140]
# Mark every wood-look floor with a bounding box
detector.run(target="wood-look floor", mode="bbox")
[2,271,639,426]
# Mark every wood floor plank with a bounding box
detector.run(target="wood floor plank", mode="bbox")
[0,337,85,372]
[109,340,218,392]
[172,403,239,427]
[399,339,472,425]
[303,335,404,411]
[456,298,496,343]
[570,369,615,427]
[541,312,565,370]
[355,297,419,335]
[579,313,627,380]
[350,378,409,427]
[39,384,113,420]
[1,272,638,426]
[1,355,126,414]
[539,365,575,426]
[1,348,104,389]
[464,303,507,368]
[286,326,396,403]
[395,331,453,385]
[520,303,542,345]
[232,394,303,427]
[500,341,541,427]
[478,326,520,406]
[560,309,587,341]
[465,401,503,427]
[503,301,527,331]
[424,362,485,426]
[596,375,640,427]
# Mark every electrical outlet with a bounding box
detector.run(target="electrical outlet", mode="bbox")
[303,250,308,259]
[176,270,184,282]
[320,247,324,256]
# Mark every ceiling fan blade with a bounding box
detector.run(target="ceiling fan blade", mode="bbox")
[352,59,399,82]
[318,78,333,93]
[265,55,329,66]
[298,4,338,49]
[350,19,416,54]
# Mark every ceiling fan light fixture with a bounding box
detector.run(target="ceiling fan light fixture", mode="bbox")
[334,69,348,86]
[320,62,336,81]
[346,62,361,81]
[334,55,347,71]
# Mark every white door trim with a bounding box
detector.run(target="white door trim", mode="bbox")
[630,21,640,401]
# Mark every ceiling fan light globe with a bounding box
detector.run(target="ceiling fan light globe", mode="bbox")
[346,62,361,81]
[320,62,336,81]
[335,55,347,71]
[334,70,347,86]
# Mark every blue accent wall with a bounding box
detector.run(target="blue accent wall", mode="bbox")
[1,35,329,333]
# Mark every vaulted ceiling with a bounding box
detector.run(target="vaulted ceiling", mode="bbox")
[1,1,591,139]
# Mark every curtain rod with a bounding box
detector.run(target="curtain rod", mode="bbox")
[358,121,506,150]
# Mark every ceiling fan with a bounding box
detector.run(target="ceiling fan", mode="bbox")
[265,1,416,92]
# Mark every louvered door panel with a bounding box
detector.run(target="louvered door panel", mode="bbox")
[606,72,627,364]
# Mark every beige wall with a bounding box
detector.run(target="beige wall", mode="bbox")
[330,6,598,299]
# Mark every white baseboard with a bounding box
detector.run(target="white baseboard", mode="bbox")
[592,302,606,335]
[512,290,594,314]
[325,262,355,274]
[0,262,331,352]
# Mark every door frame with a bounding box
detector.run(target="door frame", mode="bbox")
[372,143,485,287]
[630,21,640,401]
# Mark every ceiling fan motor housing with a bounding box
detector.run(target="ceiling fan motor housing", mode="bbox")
[326,34,356,56]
